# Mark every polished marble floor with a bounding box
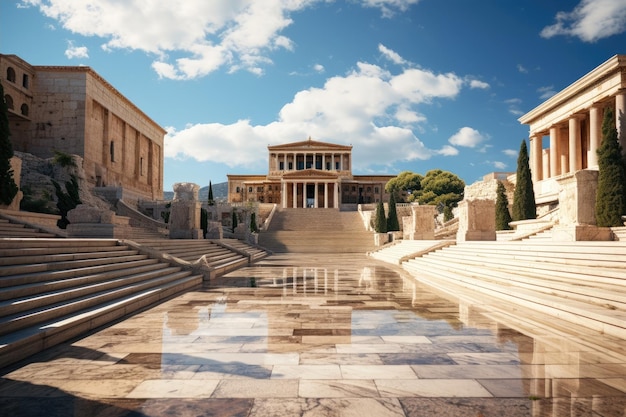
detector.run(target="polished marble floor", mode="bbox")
[1,253,625,416]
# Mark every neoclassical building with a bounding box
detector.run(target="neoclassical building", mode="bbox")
[227,138,394,208]
[1,54,165,201]
[519,54,626,206]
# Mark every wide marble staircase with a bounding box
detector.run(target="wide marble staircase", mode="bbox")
[259,208,375,253]
[0,238,204,369]
[394,240,626,339]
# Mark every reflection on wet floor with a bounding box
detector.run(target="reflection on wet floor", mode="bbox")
[1,253,625,416]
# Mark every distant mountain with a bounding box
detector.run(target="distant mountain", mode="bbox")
[163,181,228,201]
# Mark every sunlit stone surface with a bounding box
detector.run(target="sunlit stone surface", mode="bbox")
[1,253,625,416]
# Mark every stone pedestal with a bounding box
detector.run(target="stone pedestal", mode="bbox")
[205,221,223,239]
[66,204,131,238]
[403,204,436,240]
[456,199,496,241]
[169,182,202,239]
[553,170,612,241]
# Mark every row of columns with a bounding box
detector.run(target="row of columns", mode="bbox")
[271,152,350,172]
[281,180,339,209]
[529,90,626,182]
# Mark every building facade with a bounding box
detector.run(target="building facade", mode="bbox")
[1,54,165,201]
[519,55,626,205]
[227,138,393,209]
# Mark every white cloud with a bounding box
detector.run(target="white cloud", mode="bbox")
[448,127,487,148]
[21,0,321,79]
[379,44,406,65]
[21,0,421,79]
[503,149,517,157]
[541,0,626,42]
[538,85,557,100]
[64,41,88,59]
[361,0,421,18]
[165,57,469,170]
[493,161,507,170]
[437,145,459,156]
[313,63,325,73]
[468,79,489,89]
[517,64,528,73]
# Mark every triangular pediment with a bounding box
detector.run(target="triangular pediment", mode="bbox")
[268,138,352,152]
[282,169,340,179]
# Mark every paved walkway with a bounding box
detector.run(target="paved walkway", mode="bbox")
[1,253,625,416]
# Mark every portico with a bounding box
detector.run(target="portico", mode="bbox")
[519,55,626,204]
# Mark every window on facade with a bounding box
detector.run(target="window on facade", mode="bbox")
[22,74,29,89]
[4,95,13,110]
[288,162,293,170]
[279,161,284,170]
[374,187,379,193]
[110,141,115,162]
[140,157,144,176]
[20,103,28,116]
[248,187,253,193]
[257,186,263,192]
[367,187,371,192]
[351,186,356,192]
[6,67,16,83]
[335,162,340,170]
[236,186,240,193]
[326,162,331,170]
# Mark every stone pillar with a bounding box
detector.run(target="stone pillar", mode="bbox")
[542,148,550,179]
[292,182,297,208]
[169,182,202,239]
[314,182,319,208]
[403,204,436,240]
[531,134,543,182]
[456,199,496,242]
[549,126,559,178]
[569,116,581,173]
[588,105,602,168]
[282,181,287,209]
[324,182,328,208]
[616,89,626,151]
[552,170,612,241]
[334,183,339,208]
[302,182,307,208]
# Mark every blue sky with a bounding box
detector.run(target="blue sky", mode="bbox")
[2,0,626,191]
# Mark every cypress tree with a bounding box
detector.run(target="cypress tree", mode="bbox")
[495,180,513,230]
[595,107,626,227]
[250,212,259,233]
[231,210,238,232]
[386,192,400,231]
[374,200,387,233]
[0,83,18,206]
[52,175,81,229]
[512,139,536,221]
[207,181,214,206]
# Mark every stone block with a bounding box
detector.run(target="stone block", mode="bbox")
[457,199,496,241]
[552,224,613,241]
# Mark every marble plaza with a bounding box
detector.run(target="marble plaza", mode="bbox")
[1,253,624,417]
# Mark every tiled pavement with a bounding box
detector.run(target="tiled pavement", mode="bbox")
[1,253,625,416]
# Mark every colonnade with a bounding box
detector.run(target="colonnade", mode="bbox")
[281,180,339,209]
[526,91,626,183]
[270,151,350,173]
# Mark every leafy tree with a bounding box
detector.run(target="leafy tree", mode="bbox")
[207,181,214,206]
[374,200,387,233]
[495,180,513,230]
[512,139,536,221]
[595,107,626,227]
[416,169,465,214]
[386,191,400,231]
[250,212,259,233]
[385,171,422,202]
[0,82,18,205]
[53,175,81,229]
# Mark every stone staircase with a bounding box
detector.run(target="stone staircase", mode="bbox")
[0,218,60,238]
[0,238,204,369]
[259,208,375,253]
[399,240,626,339]
[130,238,268,277]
